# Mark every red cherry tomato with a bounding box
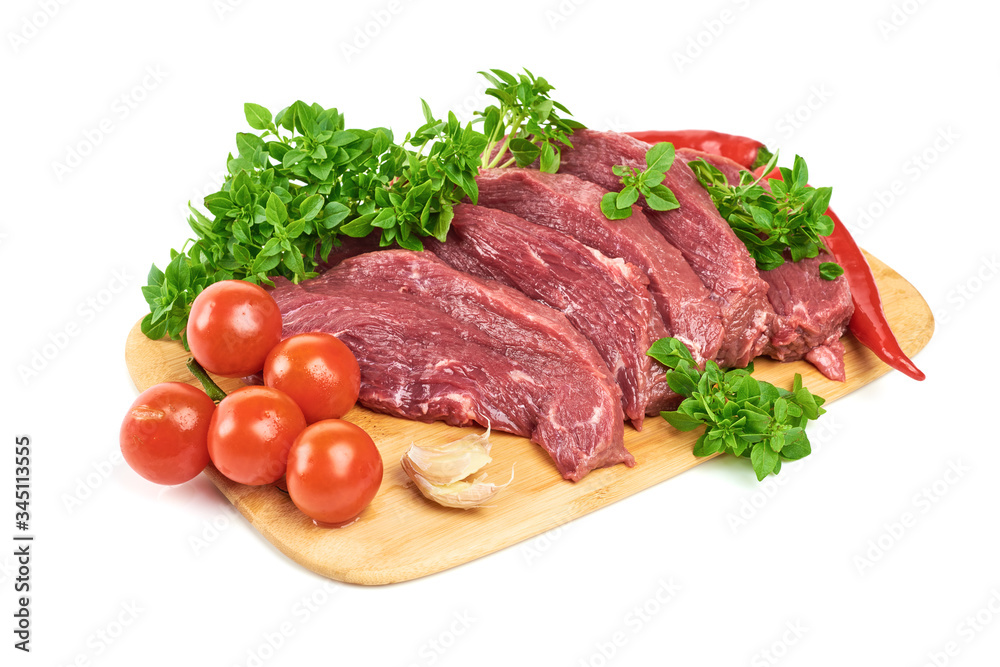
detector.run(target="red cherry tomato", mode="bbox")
[120,382,215,485]
[286,420,383,527]
[264,333,361,423]
[207,386,306,485]
[186,280,282,378]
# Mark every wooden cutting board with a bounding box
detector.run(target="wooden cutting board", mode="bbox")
[124,252,933,585]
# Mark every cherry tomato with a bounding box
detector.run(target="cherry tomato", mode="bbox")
[286,420,383,527]
[263,333,361,423]
[186,280,282,378]
[207,386,306,485]
[120,382,215,485]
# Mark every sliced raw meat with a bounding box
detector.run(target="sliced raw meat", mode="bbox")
[758,253,854,381]
[273,250,631,481]
[423,203,674,426]
[556,129,775,368]
[680,148,854,381]
[474,168,724,365]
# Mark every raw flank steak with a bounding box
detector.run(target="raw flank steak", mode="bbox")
[677,148,854,381]
[425,203,676,428]
[556,129,775,369]
[474,168,725,366]
[271,250,632,481]
[758,253,853,381]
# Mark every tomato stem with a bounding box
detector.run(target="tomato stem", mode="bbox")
[186,358,228,403]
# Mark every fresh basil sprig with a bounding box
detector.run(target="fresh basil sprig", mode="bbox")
[338,103,487,245]
[142,102,482,343]
[477,68,585,173]
[688,154,844,279]
[600,142,681,220]
[142,70,582,344]
[143,102,389,342]
[648,337,827,481]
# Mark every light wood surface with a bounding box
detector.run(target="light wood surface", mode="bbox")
[124,252,933,585]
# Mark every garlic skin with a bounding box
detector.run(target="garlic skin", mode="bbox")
[400,426,512,509]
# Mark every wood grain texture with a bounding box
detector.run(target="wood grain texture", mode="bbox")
[124,252,933,585]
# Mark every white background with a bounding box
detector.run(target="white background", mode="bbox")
[2,0,999,665]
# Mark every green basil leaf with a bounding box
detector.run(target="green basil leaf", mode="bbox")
[645,142,675,174]
[600,192,632,220]
[265,192,288,225]
[819,261,844,281]
[244,103,272,130]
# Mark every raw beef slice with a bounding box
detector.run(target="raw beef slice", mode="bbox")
[474,167,724,366]
[556,129,775,368]
[272,250,632,481]
[425,203,676,426]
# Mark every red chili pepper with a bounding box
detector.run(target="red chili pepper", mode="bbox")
[626,130,766,170]
[821,209,925,380]
[751,166,926,381]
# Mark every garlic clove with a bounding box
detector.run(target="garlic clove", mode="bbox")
[401,457,513,509]
[400,426,514,509]
[403,426,492,485]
